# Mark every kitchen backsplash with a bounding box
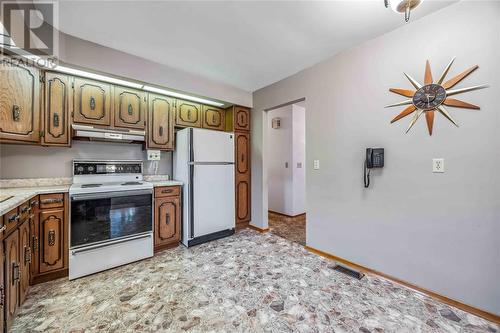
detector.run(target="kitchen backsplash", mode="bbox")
[0,141,172,179]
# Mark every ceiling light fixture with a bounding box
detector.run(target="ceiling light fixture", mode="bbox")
[385,0,424,22]
[143,85,225,107]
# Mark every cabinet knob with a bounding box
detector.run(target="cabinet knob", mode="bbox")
[0,225,6,232]
[127,103,133,115]
[12,105,20,121]
[48,230,56,246]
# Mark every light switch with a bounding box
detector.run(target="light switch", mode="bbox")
[285,162,289,168]
[297,162,302,169]
[432,158,444,173]
[313,160,320,170]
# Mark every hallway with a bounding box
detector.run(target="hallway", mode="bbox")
[268,211,306,246]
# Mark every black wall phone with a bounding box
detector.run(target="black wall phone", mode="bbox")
[364,148,384,188]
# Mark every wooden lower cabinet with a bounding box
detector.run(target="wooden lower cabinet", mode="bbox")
[4,229,19,329]
[235,132,251,224]
[0,241,4,333]
[19,219,31,304]
[154,186,181,251]
[31,193,68,283]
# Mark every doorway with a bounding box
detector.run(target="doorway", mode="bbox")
[265,100,306,245]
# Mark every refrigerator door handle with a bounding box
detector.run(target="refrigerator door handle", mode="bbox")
[189,163,195,239]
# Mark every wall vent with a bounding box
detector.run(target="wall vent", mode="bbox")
[333,264,364,280]
[271,117,281,129]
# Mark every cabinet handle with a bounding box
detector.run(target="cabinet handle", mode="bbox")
[0,284,4,307]
[41,198,63,205]
[48,230,56,246]
[127,104,133,115]
[8,214,20,223]
[166,213,170,225]
[161,189,173,194]
[188,109,192,119]
[24,246,32,264]
[21,206,31,214]
[12,263,20,284]
[241,154,245,163]
[0,225,6,232]
[53,112,60,127]
[159,126,164,136]
[33,236,38,252]
[90,97,96,110]
[12,105,20,121]
[30,200,39,207]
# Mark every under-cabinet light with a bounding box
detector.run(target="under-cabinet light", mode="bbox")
[54,65,143,89]
[143,85,225,107]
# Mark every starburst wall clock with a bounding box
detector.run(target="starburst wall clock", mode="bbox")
[386,57,488,135]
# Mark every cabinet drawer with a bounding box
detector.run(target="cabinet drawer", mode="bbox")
[155,186,180,198]
[3,207,19,235]
[39,194,64,209]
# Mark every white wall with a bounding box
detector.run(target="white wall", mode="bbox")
[267,104,306,216]
[251,1,500,315]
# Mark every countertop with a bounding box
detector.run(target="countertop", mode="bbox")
[0,178,183,216]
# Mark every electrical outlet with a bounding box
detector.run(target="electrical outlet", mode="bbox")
[297,162,302,169]
[432,158,444,173]
[147,150,161,161]
[313,160,320,170]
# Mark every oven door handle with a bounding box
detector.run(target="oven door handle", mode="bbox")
[71,189,152,201]
[70,233,152,255]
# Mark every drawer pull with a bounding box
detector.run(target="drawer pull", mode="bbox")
[161,189,173,194]
[8,214,20,223]
[21,206,31,214]
[12,263,20,283]
[166,213,170,225]
[128,103,133,115]
[12,105,20,121]
[30,200,39,207]
[0,284,4,307]
[0,225,6,232]
[24,246,32,264]
[41,198,63,205]
[159,125,163,137]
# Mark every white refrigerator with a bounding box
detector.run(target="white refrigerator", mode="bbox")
[174,128,235,247]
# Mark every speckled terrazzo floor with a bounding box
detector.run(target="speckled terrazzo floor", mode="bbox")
[12,229,499,332]
[269,211,306,246]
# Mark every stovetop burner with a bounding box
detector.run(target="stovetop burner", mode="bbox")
[122,182,143,186]
[81,184,102,188]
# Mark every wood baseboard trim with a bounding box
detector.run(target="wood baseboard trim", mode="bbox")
[31,269,69,285]
[304,245,500,324]
[268,210,306,218]
[248,224,270,233]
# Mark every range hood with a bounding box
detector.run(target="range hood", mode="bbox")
[72,124,145,143]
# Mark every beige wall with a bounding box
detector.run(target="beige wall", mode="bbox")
[252,1,500,314]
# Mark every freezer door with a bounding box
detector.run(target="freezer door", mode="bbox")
[192,128,234,163]
[192,164,235,238]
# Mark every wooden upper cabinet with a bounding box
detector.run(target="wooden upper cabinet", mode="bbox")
[234,106,250,132]
[38,209,65,274]
[42,72,72,146]
[73,77,112,126]
[5,230,19,329]
[147,93,174,150]
[176,99,201,128]
[0,62,40,143]
[19,219,31,304]
[154,196,181,249]
[235,132,251,223]
[114,86,146,130]
[202,105,225,131]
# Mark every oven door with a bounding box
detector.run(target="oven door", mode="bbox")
[70,189,152,248]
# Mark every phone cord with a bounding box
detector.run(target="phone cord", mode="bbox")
[364,161,370,188]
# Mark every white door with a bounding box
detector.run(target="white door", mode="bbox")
[192,164,235,238]
[192,128,234,163]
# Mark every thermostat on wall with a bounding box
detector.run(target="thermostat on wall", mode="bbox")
[271,117,281,129]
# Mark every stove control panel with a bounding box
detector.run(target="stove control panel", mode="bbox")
[73,161,143,175]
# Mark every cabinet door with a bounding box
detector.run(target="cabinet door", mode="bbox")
[29,197,40,284]
[176,100,201,128]
[202,105,225,131]
[0,241,4,333]
[235,132,251,223]
[0,62,40,143]
[38,209,65,274]
[19,219,30,304]
[5,230,19,329]
[154,196,180,249]
[42,72,72,146]
[147,93,174,150]
[114,86,146,129]
[73,78,112,126]
[234,106,250,132]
